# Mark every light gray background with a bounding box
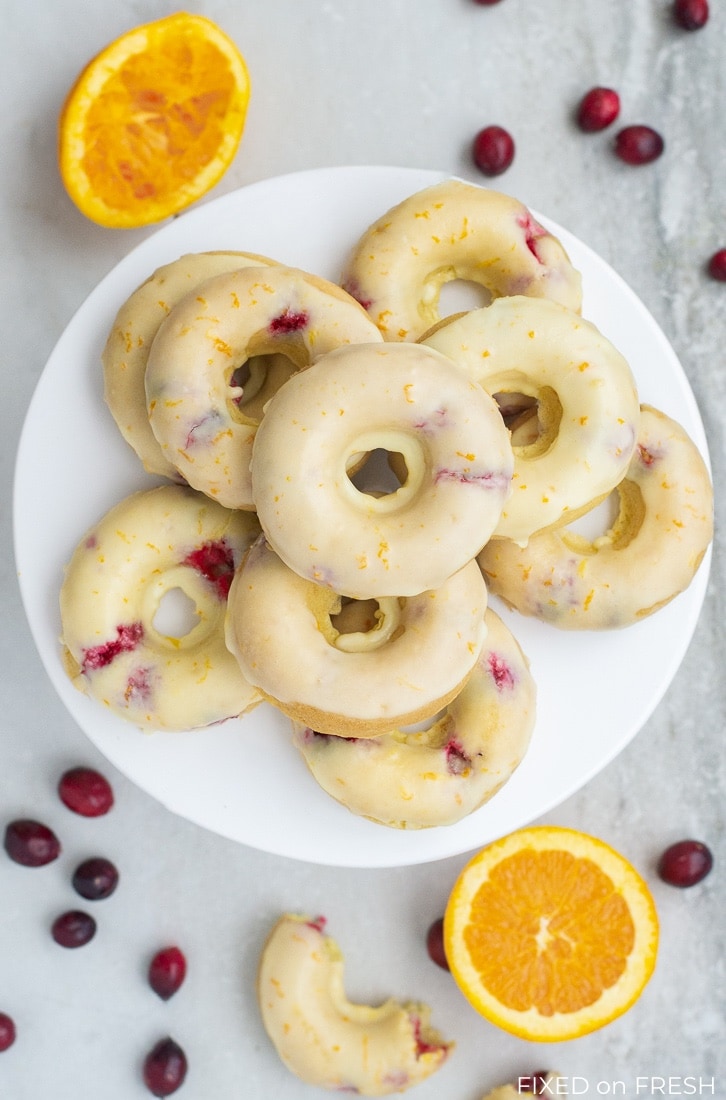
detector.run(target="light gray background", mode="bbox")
[1,1,724,1097]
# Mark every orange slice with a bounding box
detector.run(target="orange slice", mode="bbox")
[444,826,658,1041]
[58,13,251,228]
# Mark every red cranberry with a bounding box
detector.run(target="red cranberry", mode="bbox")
[576,87,621,132]
[614,125,664,165]
[58,766,114,817]
[707,249,726,281]
[518,1071,551,1094]
[72,857,119,900]
[143,1036,188,1097]
[148,946,187,1000]
[673,0,709,29]
[472,125,515,177]
[0,1013,16,1052]
[4,819,61,867]
[473,0,505,4]
[658,839,713,887]
[425,917,450,971]
[51,910,97,948]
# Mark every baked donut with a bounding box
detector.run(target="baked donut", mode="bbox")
[340,179,582,341]
[478,406,713,629]
[292,608,536,829]
[258,913,453,1095]
[224,536,488,736]
[145,265,382,509]
[422,296,640,545]
[250,341,514,599]
[102,250,278,479]
[60,484,261,730]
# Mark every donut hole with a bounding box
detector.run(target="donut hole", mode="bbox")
[313,593,405,653]
[229,352,298,423]
[152,586,200,639]
[347,448,407,496]
[494,386,563,457]
[436,276,492,320]
[563,480,645,552]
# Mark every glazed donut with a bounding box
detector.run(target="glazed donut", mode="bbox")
[102,250,278,479]
[250,341,514,599]
[291,608,536,829]
[59,484,261,730]
[258,913,453,1095]
[224,536,488,736]
[422,296,640,545]
[145,265,383,509]
[340,179,582,342]
[477,406,713,629]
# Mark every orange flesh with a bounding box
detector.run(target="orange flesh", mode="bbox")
[463,849,635,1015]
[81,39,237,211]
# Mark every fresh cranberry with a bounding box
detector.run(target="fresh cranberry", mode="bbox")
[657,839,713,887]
[673,0,709,29]
[58,766,114,817]
[472,125,515,177]
[143,1037,188,1097]
[0,1013,16,1052]
[148,946,187,1000]
[518,1071,551,1094]
[4,819,61,867]
[51,910,97,948]
[707,249,726,281]
[576,87,621,132]
[614,125,664,165]
[72,857,119,900]
[473,0,505,4]
[425,917,450,971]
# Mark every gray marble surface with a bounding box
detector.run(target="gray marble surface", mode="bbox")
[1,1,724,1097]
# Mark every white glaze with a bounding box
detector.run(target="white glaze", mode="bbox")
[478,406,713,629]
[341,179,582,341]
[60,484,261,730]
[258,913,453,1095]
[423,296,640,545]
[250,341,514,598]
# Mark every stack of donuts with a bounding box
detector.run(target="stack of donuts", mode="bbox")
[59,179,713,831]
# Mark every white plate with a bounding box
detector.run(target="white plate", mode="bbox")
[14,166,711,868]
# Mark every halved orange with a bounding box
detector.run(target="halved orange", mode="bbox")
[444,826,658,1041]
[58,13,251,228]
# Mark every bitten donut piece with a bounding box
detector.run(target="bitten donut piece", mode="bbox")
[250,341,514,599]
[60,484,261,730]
[422,296,640,545]
[258,913,453,1095]
[102,250,278,479]
[340,179,582,341]
[292,608,536,829]
[145,265,383,509]
[478,406,713,629]
[225,537,488,737]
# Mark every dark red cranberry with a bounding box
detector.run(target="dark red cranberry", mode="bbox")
[518,1071,551,1094]
[614,125,664,165]
[0,1013,16,1052]
[472,125,515,177]
[72,857,119,900]
[58,766,114,817]
[425,917,450,971]
[658,839,713,887]
[143,1037,188,1097]
[673,0,709,29]
[576,86,621,132]
[4,819,61,867]
[51,910,97,948]
[473,0,505,4]
[707,249,726,281]
[148,946,187,1000]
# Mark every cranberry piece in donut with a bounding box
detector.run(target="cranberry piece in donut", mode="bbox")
[673,0,709,29]
[577,87,620,132]
[472,125,515,177]
[614,125,664,165]
[707,249,726,281]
